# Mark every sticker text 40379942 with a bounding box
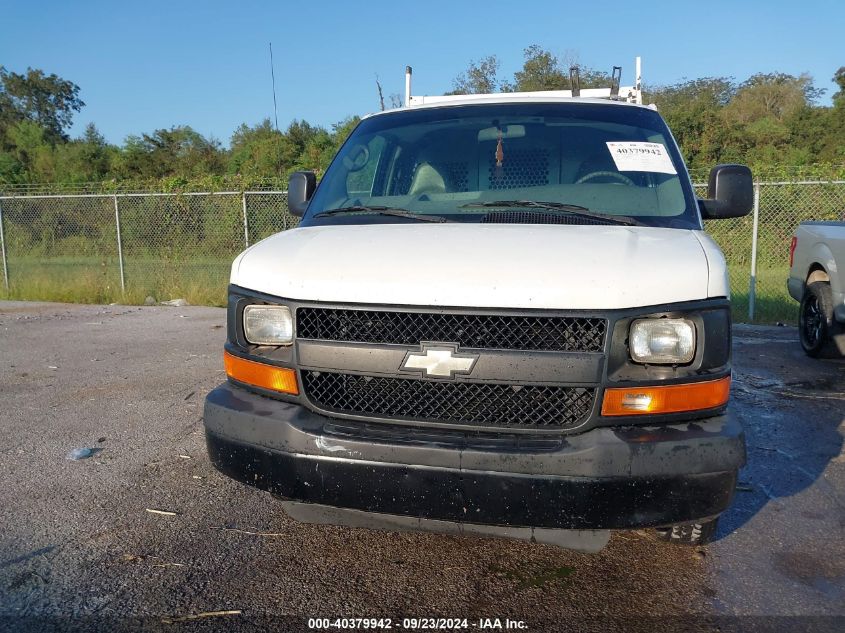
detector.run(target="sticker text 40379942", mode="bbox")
[606,141,677,175]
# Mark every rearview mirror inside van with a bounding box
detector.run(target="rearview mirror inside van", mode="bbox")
[477,124,526,142]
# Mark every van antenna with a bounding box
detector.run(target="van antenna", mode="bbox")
[269,42,279,130]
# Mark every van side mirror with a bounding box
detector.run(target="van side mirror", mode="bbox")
[288,171,317,217]
[699,164,753,219]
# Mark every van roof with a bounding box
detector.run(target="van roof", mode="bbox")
[365,56,647,120]
[362,95,652,120]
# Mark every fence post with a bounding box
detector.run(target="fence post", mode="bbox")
[113,195,126,294]
[748,182,760,322]
[242,191,250,248]
[0,199,8,292]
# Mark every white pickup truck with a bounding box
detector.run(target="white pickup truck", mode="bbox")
[788,221,845,357]
[204,62,754,551]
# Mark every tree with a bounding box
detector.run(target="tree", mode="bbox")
[3,58,845,187]
[2,120,55,182]
[513,45,568,91]
[274,119,319,174]
[719,73,823,167]
[724,73,821,124]
[448,55,504,95]
[287,117,361,175]
[228,119,285,177]
[0,67,84,144]
[449,46,613,97]
[331,116,360,145]
[113,126,225,180]
[306,117,360,174]
[832,67,845,106]
[811,67,845,162]
[648,78,737,168]
[51,123,114,182]
[512,46,612,91]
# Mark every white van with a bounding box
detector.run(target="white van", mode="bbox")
[204,64,753,551]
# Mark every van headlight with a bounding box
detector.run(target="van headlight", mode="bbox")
[629,318,695,364]
[243,305,294,346]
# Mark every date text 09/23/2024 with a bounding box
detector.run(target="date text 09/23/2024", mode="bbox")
[307,618,528,630]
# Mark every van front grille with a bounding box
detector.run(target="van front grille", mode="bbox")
[302,371,595,429]
[296,308,606,353]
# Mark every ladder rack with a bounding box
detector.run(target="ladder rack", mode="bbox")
[405,57,643,107]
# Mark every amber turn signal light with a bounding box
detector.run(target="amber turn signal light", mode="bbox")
[601,376,730,416]
[224,351,299,395]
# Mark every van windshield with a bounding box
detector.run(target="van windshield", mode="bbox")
[301,102,700,229]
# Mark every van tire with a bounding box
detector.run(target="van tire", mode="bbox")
[655,518,718,545]
[799,282,839,358]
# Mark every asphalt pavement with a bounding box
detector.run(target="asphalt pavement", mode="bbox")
[0,302,843,632]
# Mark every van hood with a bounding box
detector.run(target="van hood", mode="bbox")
[231,223,727,310]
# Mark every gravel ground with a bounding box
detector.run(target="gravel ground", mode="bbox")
[0,302,843,632]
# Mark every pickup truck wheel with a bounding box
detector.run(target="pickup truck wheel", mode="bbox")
[800,281,837,358]
[655,518,718,545]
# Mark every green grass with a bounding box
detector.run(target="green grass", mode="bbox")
[728,265,797,325]
[1,256,229,307]
[1,257,799,324]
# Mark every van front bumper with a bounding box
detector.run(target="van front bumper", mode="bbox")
[204,382,745,531]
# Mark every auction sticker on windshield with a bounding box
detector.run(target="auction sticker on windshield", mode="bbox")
[606,142,677,174]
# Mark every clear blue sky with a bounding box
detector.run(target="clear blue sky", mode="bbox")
[2,0,842,146]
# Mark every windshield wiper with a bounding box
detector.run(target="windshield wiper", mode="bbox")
[314,205,451,223]
[458,200,639,225]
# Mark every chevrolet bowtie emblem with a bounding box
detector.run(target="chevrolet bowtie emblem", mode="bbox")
[400,343,479,379]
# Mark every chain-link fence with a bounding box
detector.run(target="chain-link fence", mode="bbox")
[696,180,845,323]
[0,182,843,320]
[0,191,295,306]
